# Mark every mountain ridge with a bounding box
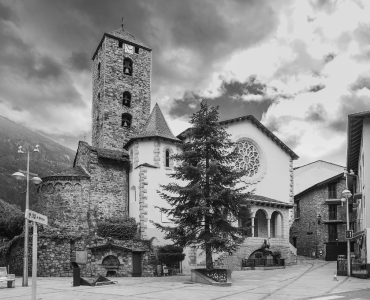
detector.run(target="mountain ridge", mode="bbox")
[0,115,76,208]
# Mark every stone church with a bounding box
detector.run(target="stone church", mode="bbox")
[35,24,299,275]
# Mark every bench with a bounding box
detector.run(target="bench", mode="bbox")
[0,267,15,288]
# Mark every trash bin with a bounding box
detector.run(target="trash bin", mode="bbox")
[70,262,80,287]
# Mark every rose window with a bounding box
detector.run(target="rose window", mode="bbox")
[235,141,260,177]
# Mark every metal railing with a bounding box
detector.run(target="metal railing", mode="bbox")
[242,258,285,267]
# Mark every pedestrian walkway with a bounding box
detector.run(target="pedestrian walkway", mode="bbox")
[0,260,369,300]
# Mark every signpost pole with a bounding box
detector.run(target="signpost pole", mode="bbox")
[23,151,30,287]
[32,221,37,300]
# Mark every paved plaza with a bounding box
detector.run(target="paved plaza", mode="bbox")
[1,259,369,300]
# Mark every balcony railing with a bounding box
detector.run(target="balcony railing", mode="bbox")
[242,258,285,268]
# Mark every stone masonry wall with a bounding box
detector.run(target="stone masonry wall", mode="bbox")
[74,142,91,173]
[36,179,91,233]
[0,236,154,277]
[291,178,348,259]
[89,152,128,221]
[92,35,152,151]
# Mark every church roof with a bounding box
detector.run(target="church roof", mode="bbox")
[247,195,294,209]
[42,166,90,181]
[347,110,370,174]
[92,26,152,60]
[177,114,299,160]
[124,104,181,149]
[108,27,149,49]
[77,141,129,162]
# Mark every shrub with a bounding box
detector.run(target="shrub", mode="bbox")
[254,251,263,259]
[97,217,138,240]
[0,200,24,240]
[157,245,185,268]
[272,250,281,259]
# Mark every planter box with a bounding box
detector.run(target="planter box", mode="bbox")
[191,269,232,286]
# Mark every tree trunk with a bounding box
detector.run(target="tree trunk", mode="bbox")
[205,140,213,269]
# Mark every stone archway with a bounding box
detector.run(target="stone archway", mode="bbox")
[270,211,284,238]
[254,209,268,238]
[102,255,120,277]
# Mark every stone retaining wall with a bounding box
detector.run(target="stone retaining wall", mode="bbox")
[0,235,154,277]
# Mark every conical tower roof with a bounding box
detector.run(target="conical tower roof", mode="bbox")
[124,104,180,149]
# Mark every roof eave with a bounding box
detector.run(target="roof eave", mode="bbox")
[177,115,299,160]
[92,33,152,60]
[124,135,181,150]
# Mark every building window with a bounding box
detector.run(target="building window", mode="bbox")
[118,41,123,48]
[328,205,337,220]
[254,218,259,237]
[135,46,139,54]
[122,91,131,107]
[328,183,337,199]
[296,201,300,219]
[328,224,338,241]
[165,149,170,167]
[163,147,174,169]
[122,113,132,128]
[98,62,101,79]
[123,58,133,76]
[235,140,260,177]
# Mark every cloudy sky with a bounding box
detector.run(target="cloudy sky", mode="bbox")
[0,0,369,167]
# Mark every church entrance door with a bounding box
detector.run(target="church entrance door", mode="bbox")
[132,252,142,277]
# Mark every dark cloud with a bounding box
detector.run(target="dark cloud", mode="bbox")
[0,2,86,133]
[67,51,91,72]
[273,40,322,79]
[0,2,16,21]
[354,22,370,46]
[309,0,338,13]
[351,76,370,91]
[327,94,370,132]
[169,77,275,121]
[307,16,315,22]
[305,103,327,122]
[323,52,336,63]
[308,84,325,93]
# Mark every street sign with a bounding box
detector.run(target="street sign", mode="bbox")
[345,230,353,239]
[25,209,48,225]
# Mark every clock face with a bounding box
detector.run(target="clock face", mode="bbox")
[125,44,134,54]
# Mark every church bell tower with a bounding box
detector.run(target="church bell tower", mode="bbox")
[91,21,152,151]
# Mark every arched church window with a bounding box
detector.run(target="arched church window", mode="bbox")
[98,62,101,79]
[235,140,260,177]
[122,91,131,107]
[165,149,170,167]
[122,113,132,128]
[123,58,133,76]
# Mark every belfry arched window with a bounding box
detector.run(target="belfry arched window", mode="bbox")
[123,58,133,76]
[122,91,131,107]
[98,62,101,79]
[122,113,132,128]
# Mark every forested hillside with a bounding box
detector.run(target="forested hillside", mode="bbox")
[0,116,76,208]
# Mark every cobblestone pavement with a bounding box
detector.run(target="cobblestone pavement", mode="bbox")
[0,260,369,300]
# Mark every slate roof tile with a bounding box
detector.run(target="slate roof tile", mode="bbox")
[124,104,180,148]
[108,27,149,49]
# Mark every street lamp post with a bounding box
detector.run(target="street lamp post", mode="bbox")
[12,145,42,287]
[341,173,352,277]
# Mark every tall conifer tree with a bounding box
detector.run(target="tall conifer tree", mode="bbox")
[153,101,252,269]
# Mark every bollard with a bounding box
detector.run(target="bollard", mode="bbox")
[333,273,338,281]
